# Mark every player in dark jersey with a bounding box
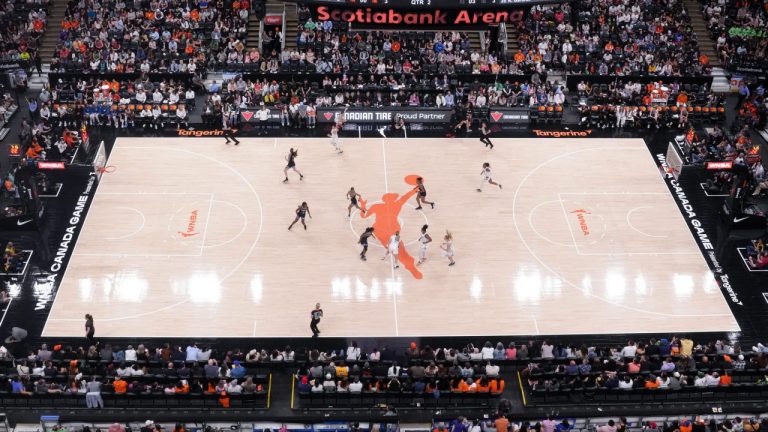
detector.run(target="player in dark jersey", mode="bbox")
[479,121,493,149]
[288,202,312,230]
[414,177,435,210]
[347,187,365,218]
[283,147,304,182]
[310,303,323,337]
[359,227,374,261]
[448,107,473,137]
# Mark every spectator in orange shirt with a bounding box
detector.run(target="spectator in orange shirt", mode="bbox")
[490,377,505,394]
[451,377,469,392]
[719,372,732,386]
[495,416,510,432]
[644,374,660,388]
[113,377,127,394]
[475,376,491,393]
[677,91,689,107]
[175,381,190,393]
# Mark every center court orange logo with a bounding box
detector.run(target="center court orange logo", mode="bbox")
[570,209,591,236]
[179,210,199,238]
[359,175,424,280]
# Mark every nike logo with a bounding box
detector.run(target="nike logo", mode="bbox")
[733,216,750,223]
[178,231,199,237]
[16,219,33,226]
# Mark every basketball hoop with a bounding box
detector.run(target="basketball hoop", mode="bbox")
[96,165,116,174]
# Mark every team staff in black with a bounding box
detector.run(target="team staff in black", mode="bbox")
[223,123,240,145]
[85,314,95,344]
[377,114,406,138]
[310,303,323,337]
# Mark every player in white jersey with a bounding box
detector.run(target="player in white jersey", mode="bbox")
[328,124,343,154]
[381,231,401,269]
[416,224,432,265]
[477,162,502,192]
[440,231,455,266]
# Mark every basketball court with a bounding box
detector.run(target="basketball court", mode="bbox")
[41,137,739,338]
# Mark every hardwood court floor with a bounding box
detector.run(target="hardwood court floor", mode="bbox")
[41,137,739,338]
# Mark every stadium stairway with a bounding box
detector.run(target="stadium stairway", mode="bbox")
[683,0,731,93]
[246,14,261,49]
[468,31,482,53]
[506,30,519,60]
[685,0,720,68]
[282,2,299,52]
[38,0,68,63]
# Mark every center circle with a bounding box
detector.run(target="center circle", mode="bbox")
[348,202,429,248]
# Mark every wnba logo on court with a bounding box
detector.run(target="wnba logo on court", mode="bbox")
[571,209,591,236]
[179,210,199,238]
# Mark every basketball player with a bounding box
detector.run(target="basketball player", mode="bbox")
[359,227,374,261]
[440,231,455,266]
[347,187,364,218]
[479,121,493,148]
[310,303,323,337]
[381,231,401,268]
[477,162,502,192]
[288,202,312,230]
[283,148,304,182]
[336,107,347,130]
[417,224,432,265]
[414,177,435,210]
[449,108,473,137]
[329,124,343,154]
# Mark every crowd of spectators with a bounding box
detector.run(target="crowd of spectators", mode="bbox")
[703,0,768,71]
[5,342,272,408]
[205,74,563,128]
[683,125,757,165]
[0,0,48,70]
[296,342,505,396]
[744,238,768,269]
[45,76,198,129]
[50,0,251,73]
[521,337,768,395]
[736,81,767,129]
[7,336,768,409]
[576,80,724,129]
[516,0,708,77]
[438,415,768,432]
[290,15,518,77]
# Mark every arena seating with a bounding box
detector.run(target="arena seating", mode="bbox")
[520,338,768,406]
[51,0,250,73]
[0,0,49,69]
[701,0,768,72]
[513,0,708,76]
[2,356,270,409]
